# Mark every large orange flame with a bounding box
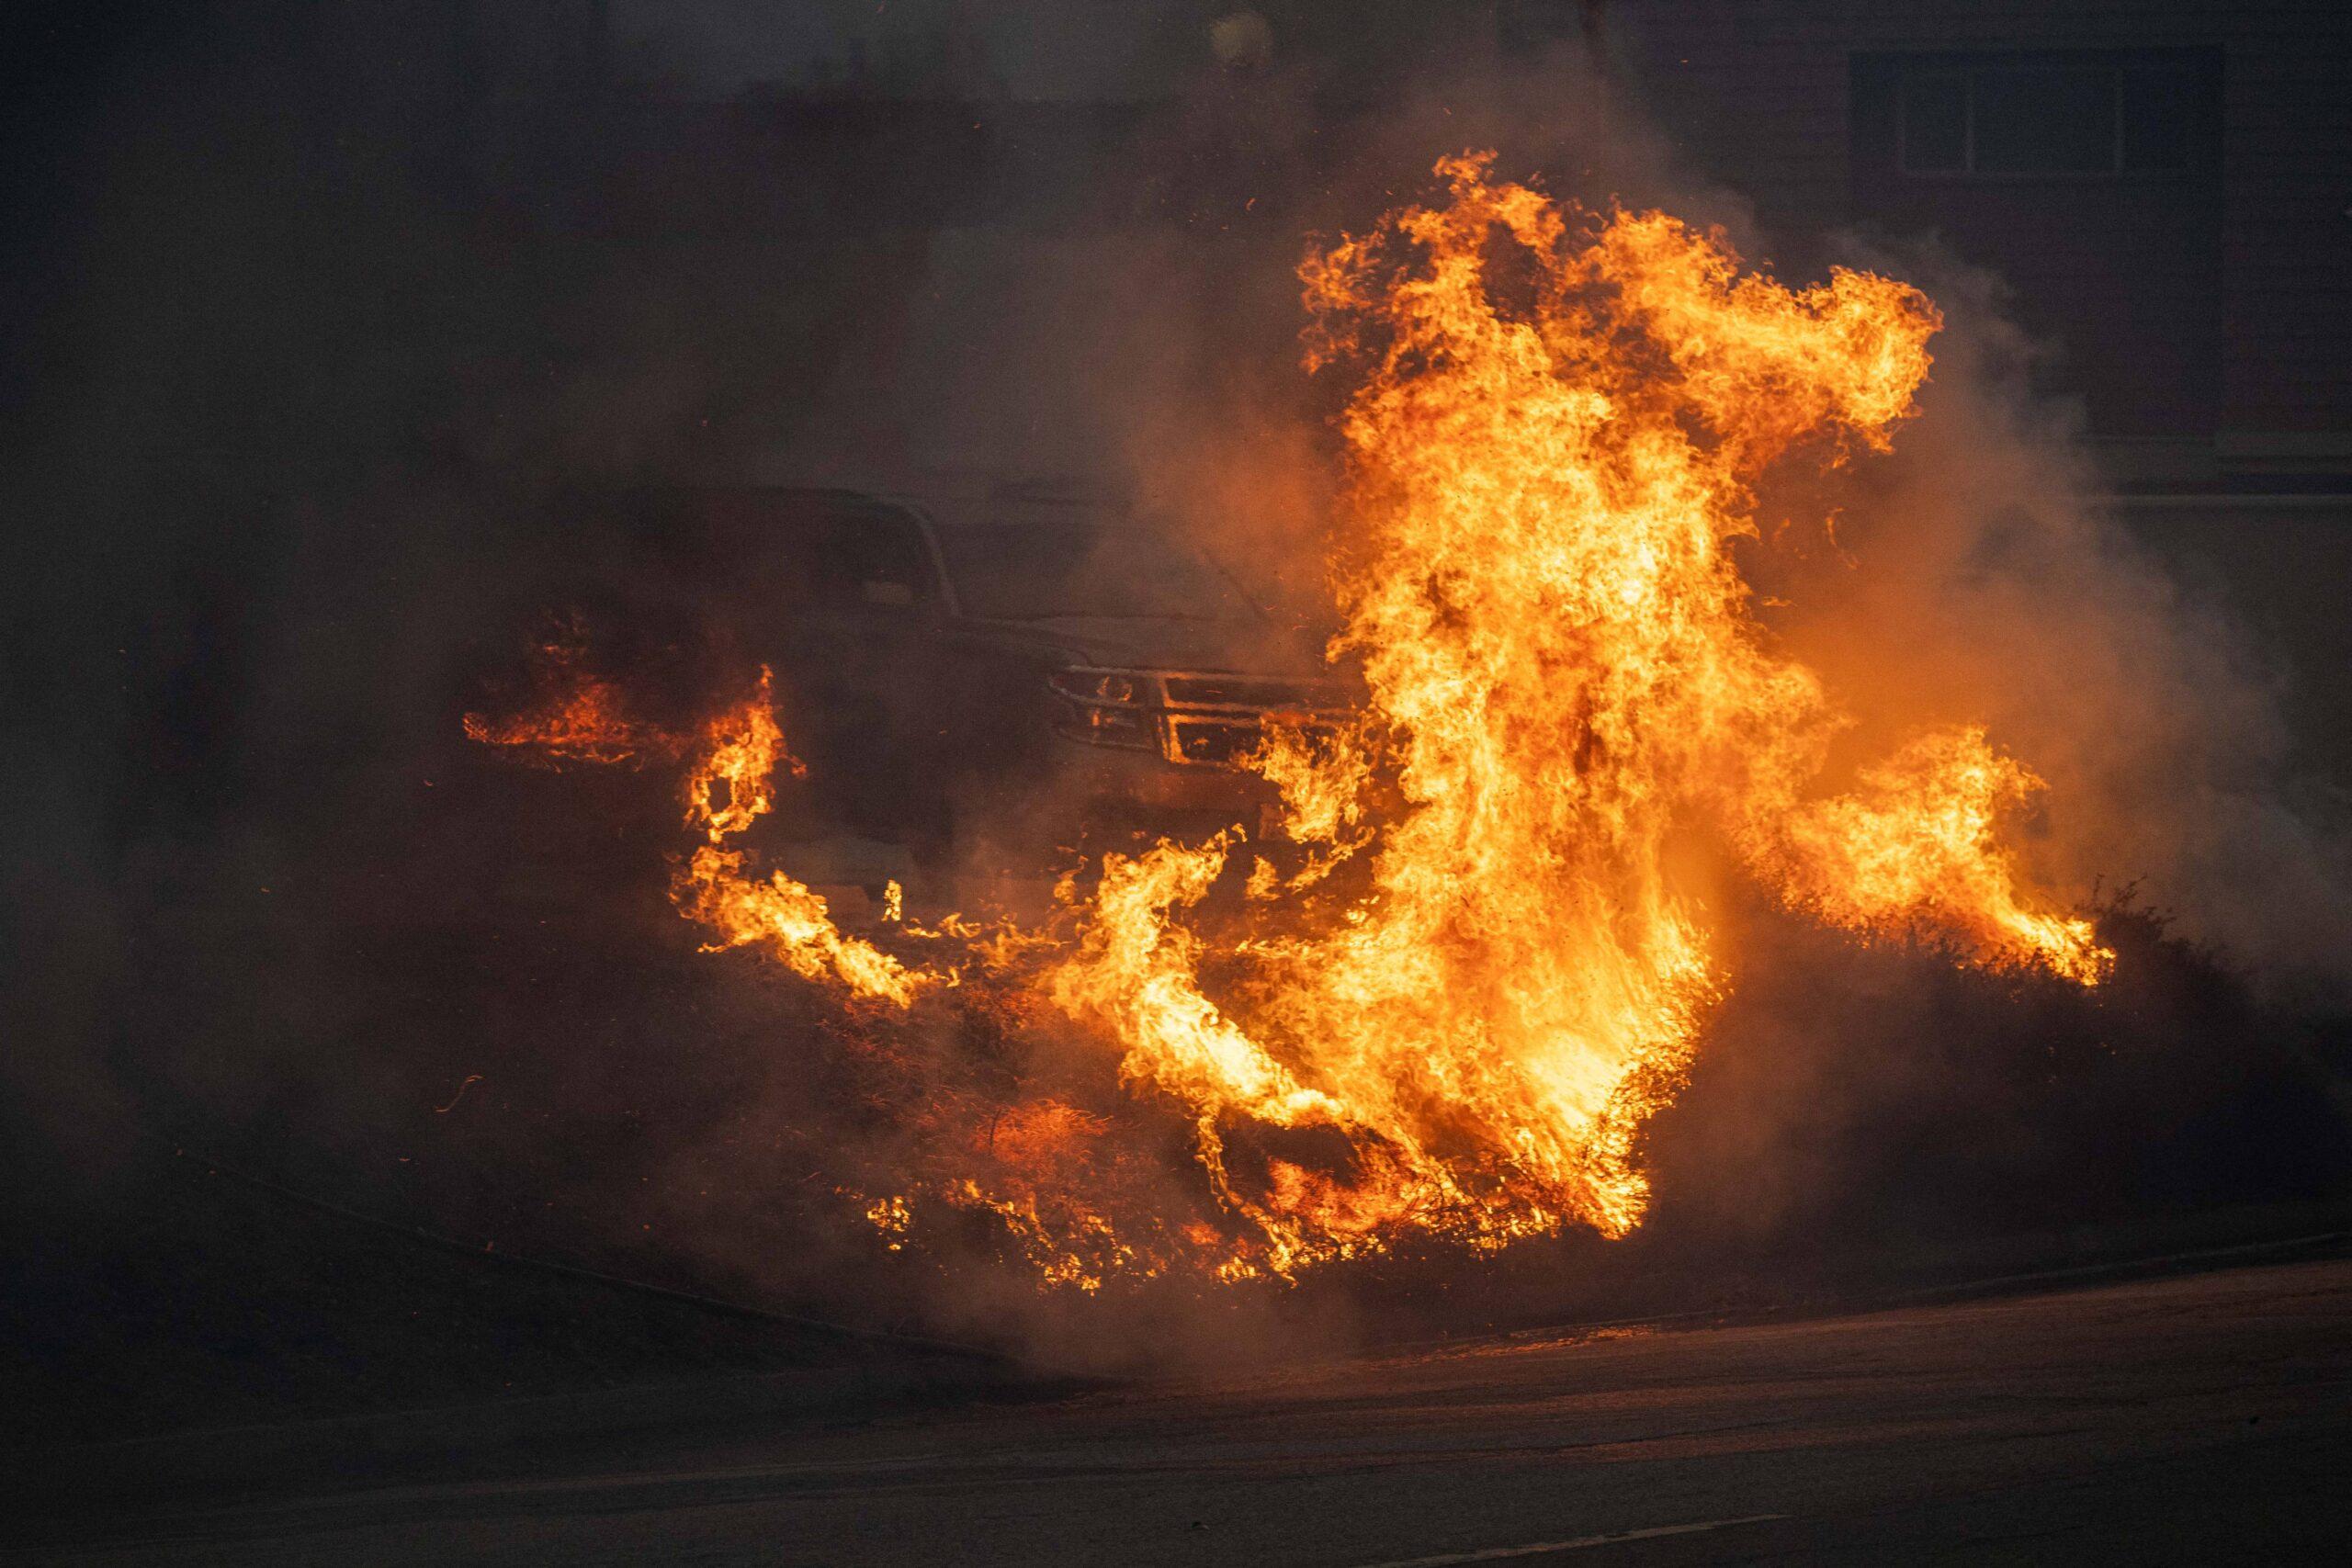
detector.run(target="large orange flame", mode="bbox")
[1041,155,2104,1269]
[465,155,2109,1288]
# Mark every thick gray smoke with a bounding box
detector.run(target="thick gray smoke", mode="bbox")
[1752,247,2352,982]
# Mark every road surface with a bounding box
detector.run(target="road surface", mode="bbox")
[18,1257,2352,1564]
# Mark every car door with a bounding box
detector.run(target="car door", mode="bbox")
[710,491,949,844]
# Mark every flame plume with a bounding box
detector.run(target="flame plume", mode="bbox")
[1043,155,2106,1268]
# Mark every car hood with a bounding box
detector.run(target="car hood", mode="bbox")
[968,615,1336,679]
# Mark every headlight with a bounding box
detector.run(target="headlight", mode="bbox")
[1048,670,1139,705]
[1068,705,1154,747]
[1049,668,1157,750]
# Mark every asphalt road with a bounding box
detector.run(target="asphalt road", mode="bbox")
[20,1258,2352,1565]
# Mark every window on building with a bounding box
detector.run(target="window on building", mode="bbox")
[1848,48,2225,440]
[1879,50,2215,178]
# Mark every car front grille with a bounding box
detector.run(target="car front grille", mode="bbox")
[1057,664,1352,770]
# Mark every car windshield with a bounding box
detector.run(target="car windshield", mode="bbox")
[935,520,1260,622]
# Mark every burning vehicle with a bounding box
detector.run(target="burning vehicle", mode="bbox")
[524,480,1353,902]
[466,157,2115,1288]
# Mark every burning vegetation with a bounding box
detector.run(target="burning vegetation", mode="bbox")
[467,157,2112,1291]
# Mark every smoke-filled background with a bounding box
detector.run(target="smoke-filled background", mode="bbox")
[6,2,2351,1428]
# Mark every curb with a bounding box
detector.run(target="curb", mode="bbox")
[8,1356,1075,1517]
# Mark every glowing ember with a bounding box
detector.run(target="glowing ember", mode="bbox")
[465,154,2109,1288]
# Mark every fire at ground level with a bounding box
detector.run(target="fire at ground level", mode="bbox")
[17,1248,2352,1565]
